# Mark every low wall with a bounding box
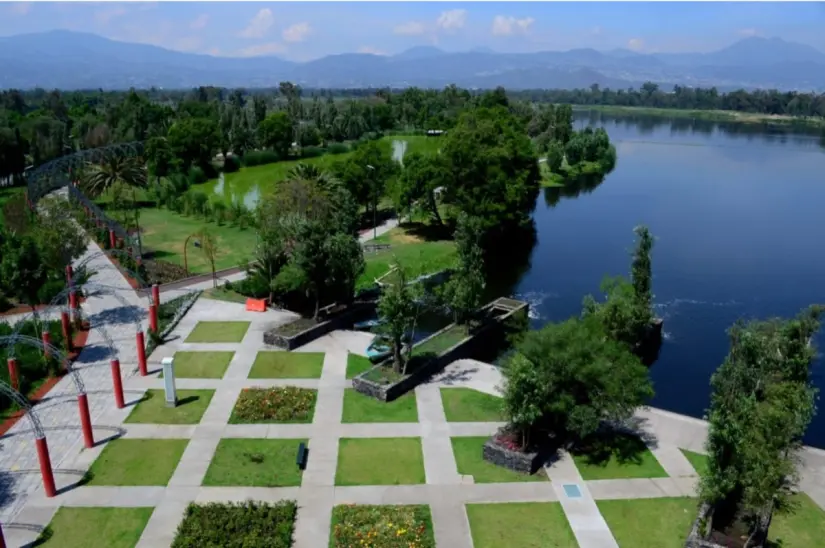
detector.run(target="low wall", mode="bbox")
[352,298,529,401]
[263,301,375,350]
[482,431,549,475]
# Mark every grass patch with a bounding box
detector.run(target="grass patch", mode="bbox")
[185,320,250,343]
[769,493,825,547]
[270,317,318,337]
[358,227,456,290]
[466,502,577,548]
[331,504,435,548]
[452,437,550,483]
[598,497,698,548]
[163,351,233,379]
[201,286,248,304]
[341,388,418,423]
[86,438,188,486]
[230,387,317,424]
[346,352,374,379]
[571,432,669,481]
[203,438,307,487]
[171,500,296,548]
[138,207,256,273]
[125,389,214,424]
[680,449,708,477]
[249,351,325,379]
[336,438,425,486]
[413,324,470,357]
[36,507,154,548]
[440,388,503,422]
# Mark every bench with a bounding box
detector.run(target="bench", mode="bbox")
[296,442,308,470]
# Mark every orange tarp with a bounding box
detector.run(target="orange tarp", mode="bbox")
[246,298,267,312]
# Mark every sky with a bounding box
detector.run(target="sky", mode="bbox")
[2,1,825,61]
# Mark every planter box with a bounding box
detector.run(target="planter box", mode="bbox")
[482,431,546,475]
[352,297,529,402]
[684,503,769,548]
[263,301,375,350]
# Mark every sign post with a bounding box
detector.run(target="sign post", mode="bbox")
[161,356,177,407]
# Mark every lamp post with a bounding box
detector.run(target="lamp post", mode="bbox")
[183,234,201,275]
[367,164,376,240]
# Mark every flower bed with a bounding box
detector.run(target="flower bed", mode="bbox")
[172,500,296,548]
[331,504,435,548]
[230,387,317,423]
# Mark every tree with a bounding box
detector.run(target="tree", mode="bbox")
[443,214,485,324]
[0,232,49,308]
[33,196,87,270]
[80,155,147,198]
[166,117,220,171]
[376,261,417,374]
[258,111,293,158]
[502,315,653,449]
[393,152,450,225]
[698,306,822,546]
[145,136,175,185]
[196,228,220,288]
[332,140,397,222]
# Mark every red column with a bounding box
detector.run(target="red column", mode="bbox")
[65,264,73,286]
[0,521,7,548]
[152,284,160,308]
[35,437,56,498]
[60,311,72,352]
[149,305,158,333]
[6,359,18,391]
[110,359,125,409]
[41,331,51,359]
[136,331,148,376]
[108,229,116,249]
[77,394,94,449]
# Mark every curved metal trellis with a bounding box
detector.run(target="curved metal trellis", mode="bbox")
[0,335,85,396]
[0,381,45,439]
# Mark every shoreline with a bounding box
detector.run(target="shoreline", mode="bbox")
[572,104,825,128]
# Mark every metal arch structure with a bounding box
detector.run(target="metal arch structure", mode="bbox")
[25,142,144,204]
[59,280,147,335]
[0,380,45,439]
[0,335,85,396]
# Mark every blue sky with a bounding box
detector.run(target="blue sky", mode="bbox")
[2,2,825,61]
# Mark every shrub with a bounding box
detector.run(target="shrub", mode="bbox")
[231,387,317,423]
[300,146,325,159]
[36,278,66,305]
[171,500,296,548]
[211,201,227,225]
[223,155,241,173]
[326,142,350,155]
[0,319,67,405]
[187,166,208,186]
[188,192,209,217]
[232,273,270,298]
[331,504,435,548]
[242,150,281,167]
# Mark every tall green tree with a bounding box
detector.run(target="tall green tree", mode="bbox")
[258,111,293,158]
[376,261,417,374]
[166,117,220,171]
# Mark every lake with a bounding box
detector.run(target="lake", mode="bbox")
[508,111,825,448]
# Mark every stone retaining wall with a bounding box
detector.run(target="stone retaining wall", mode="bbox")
[263,302,375,350]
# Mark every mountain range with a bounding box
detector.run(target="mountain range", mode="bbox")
[1,30,824,92]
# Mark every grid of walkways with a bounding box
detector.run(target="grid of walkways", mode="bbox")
[6,298,825,547]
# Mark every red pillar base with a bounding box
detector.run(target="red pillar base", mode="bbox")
[35,437,57,498]
[6,358,18,391]
[152,284,160,309]
[77,394,94,449]
[108,229,116,249]
[149,305,158,334]
[41,331,51,360]
[0,521,7,548]
[61,311,72,352]
[136,331,148,376]
[110,359,125,409]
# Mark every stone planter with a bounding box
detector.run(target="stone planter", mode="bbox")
[482,434,545,475]
[684,503,770,548]
[263,302,375,350]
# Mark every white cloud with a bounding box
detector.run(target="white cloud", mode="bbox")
[175,36,202,52]
[282,22,310,43]
[737,28,759,37]
[94,6,127,25]
[394,21,426,36]
[436,9,467,31]
[358,46,388,56]
[8,2,31,16]
[491,15,535,37]
[190,14,209,30]
[239,8,274,39]
[627,38,645,51]
[237,42,287,57]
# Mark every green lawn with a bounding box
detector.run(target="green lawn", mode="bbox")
[769,493,825,547]
[598,497,697,548]
[37,507,154,548]
[163,351,234,379]
[248,351,325,379]
[341,388,418,423]
[86,439,188,486]
[138,206,256,273]
[336,438,426,486]
[466,502,578,548]
[330,504,436,548]
[202,438,307,487]
[571,432,669,481]
[680,449,708,477]
[201,286,249,304]
[452,437,550,483]
[185,321,250,343]
[125,389,214,424]
[440,388,504,422]
[346,352,374,379]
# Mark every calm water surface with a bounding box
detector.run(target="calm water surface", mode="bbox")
[508,112,825,447]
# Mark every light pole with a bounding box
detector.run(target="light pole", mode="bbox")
[367,164,376,240]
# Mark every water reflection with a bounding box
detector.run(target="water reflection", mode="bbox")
[392,140,408,165]
[243,185,261,210]
[543,173,608,208]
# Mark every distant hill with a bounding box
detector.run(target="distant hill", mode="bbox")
[1,31,824,91]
